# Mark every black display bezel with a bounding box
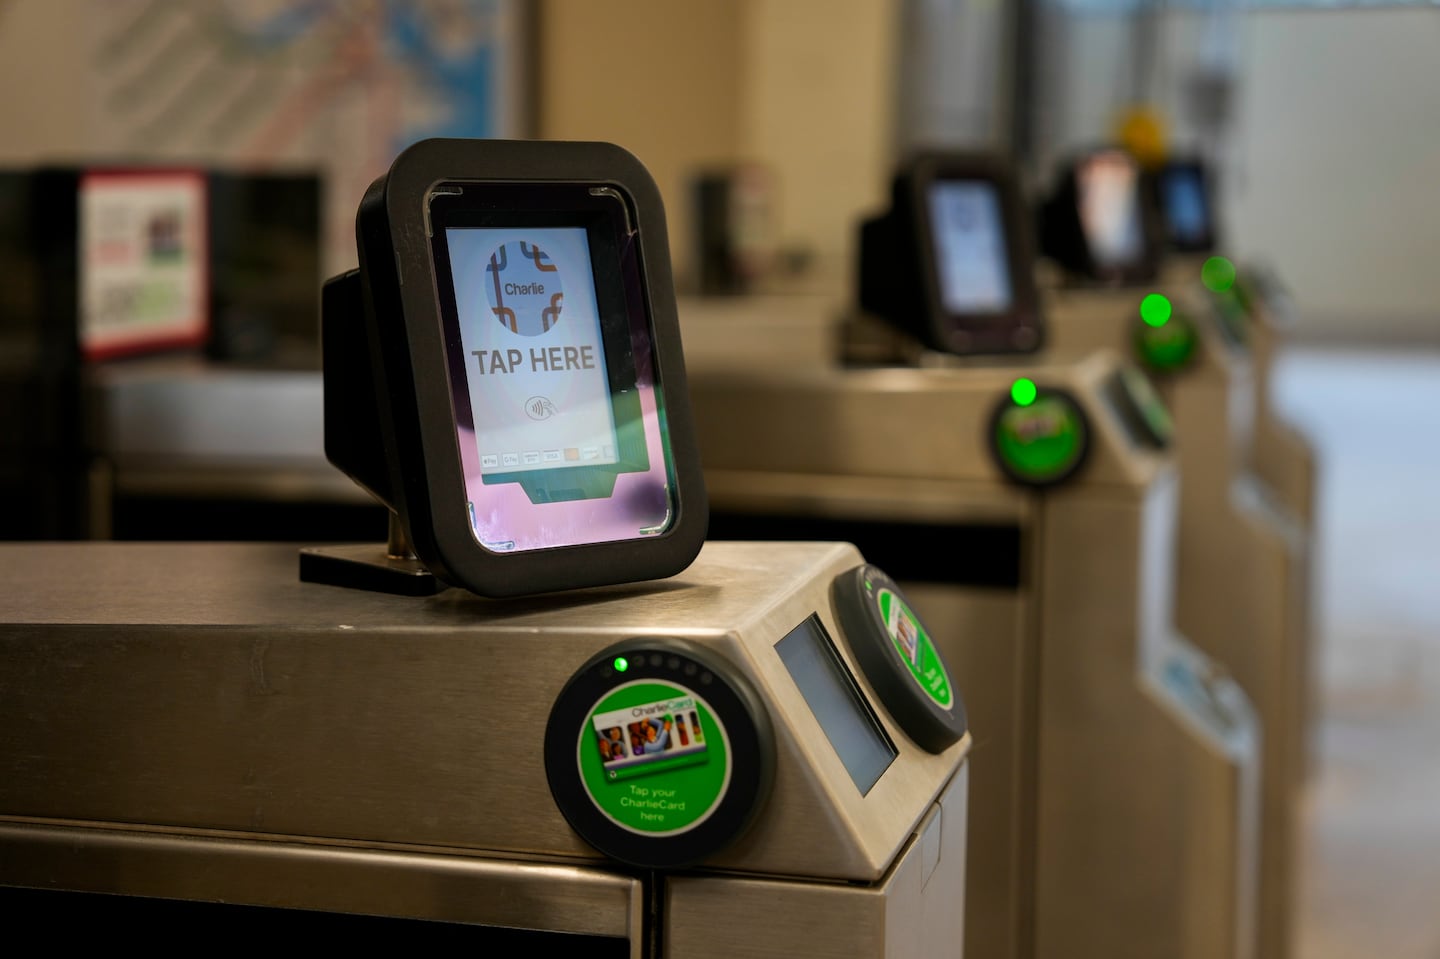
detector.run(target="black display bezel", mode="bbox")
[908,154,1044,354]
[543,637,775,870]
[1040,146,1163,286]
[830,565,968,754]
[351,138,707,598]
[859,151,1044,357]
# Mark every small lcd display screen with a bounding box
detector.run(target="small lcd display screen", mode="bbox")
[1161,166,1209,246]
[776,613,897,796]
[1102,366,1173,450]
[430,185,678,554]
[1077,151,1144,268]
[927,180,1012,314]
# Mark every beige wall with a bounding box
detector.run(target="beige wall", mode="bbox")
[740,0,901,294]
[536,0,746,292]
[1039,7,1440,344]
[0,1,89,163]
[538,0,902,295]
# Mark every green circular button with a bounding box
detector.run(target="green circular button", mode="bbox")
[545,638,773,869]
[579,680,731,836]
[831,565,968,754]
[1201,255,1236,293]
[990,390,1090,487]
[1132,308,1198,372]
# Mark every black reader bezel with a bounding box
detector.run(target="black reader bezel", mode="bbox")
[544,637,775,870]
[1038,146,1163,287]
[831,564,968,754]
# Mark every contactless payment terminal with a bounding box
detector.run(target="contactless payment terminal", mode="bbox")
[545,639,774,868]
[989,383,1091,487]
[858,151,1043,355]
[832,564,967,754]
[1133,292,1198,373]
[313,138,707,599]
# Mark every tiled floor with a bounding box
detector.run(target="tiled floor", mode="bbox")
[1274,346,1440,959]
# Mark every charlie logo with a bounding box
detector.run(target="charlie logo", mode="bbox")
[485,240,564,336]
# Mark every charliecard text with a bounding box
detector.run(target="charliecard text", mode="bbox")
[623,784,688,821]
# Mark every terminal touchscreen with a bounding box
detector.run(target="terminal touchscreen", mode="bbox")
[1040,147,1160,285]
[1155,157,1216,253]
[314,138,707,597]
[858,151,1042,355]
[430,186,655,520]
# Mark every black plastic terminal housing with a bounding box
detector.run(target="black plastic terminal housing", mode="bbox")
[858,151,1044,356]
[312,138,708,598]
[1038,146,1164,286]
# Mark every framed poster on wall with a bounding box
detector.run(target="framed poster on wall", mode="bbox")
[78,169,208,360]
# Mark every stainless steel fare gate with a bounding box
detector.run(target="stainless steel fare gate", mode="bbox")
[689,349,1263,959]
[0,540,971,958]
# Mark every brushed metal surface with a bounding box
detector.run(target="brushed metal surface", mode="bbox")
[686,347,1261,958]
[1035,476,1259,959]
[1170,358,1310,959]
[0,820,642,945]
[93,358,325,461]
[87,358,368,504]
[702,479,1033,956]
[0,539,967,884]
[899,583,1033,959]
[688,351,1155,491]
[703,469,1030,526]
[665,764,968,959]
[1041,283,1310,958]
[1248,317,1322,786]
[677,292,844,375]
[1249,314,1319,523]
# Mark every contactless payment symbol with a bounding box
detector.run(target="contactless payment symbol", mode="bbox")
[876,588,954,709]
[578,681,731,836]
[485,240,564,336]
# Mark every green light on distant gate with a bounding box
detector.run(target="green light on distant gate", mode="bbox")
[1011,378,1038,407]
[1202,256,1237,293]
[1140,293,1172,328]
[613,657,629,673]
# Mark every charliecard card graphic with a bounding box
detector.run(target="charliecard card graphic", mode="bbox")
[884,591,921,667]
[591,696,710,782]
[579,681,733,835]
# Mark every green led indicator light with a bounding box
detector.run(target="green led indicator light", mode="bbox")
[1011,378,1038,407]
[1202,256,1237,293]
[1140,293,1172,328]
[613,657,629,673]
